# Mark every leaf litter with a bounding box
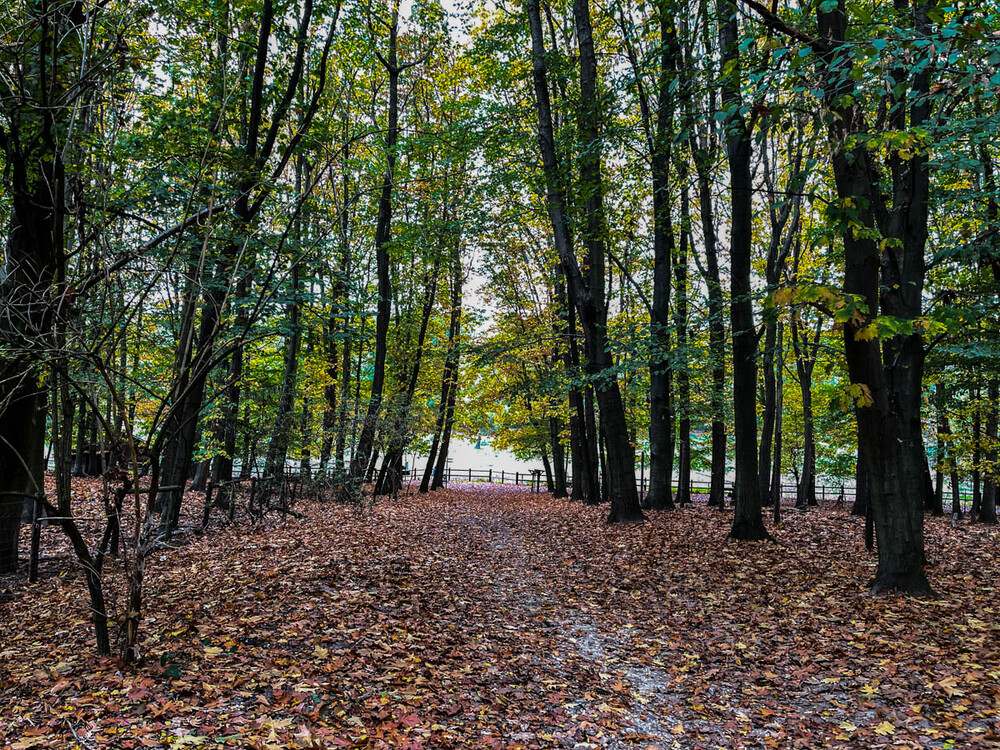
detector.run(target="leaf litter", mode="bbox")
[1,479,999,749]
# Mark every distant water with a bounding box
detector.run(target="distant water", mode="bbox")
[404,438,543,475]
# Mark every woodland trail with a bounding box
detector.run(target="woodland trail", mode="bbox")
[1,482,999,749]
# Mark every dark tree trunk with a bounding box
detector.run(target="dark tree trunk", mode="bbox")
[72,398,89,477]
[770,321,784,518]
[421,243,462,493]
[556,274,591,503]
[321,138,353,476]
[343,5,403,499]
[812,1,932,594]
[936,386,962,519]
[720,0,767,541]
[675,171,693,507]
[931,383,947,518]
[692,150,727,509]
[549,416,568,498]
[567,280,600,504]
[792,311,820,509]
[644,2,679,511]
[972,393,982,519]
[979,381,999,524]
[852,441,870,517]
[419,372,450,494]
[526,0,641,522]
[431,362,460,491]
[265,261,304,480]
[190,460,210,493]
[376,262,439,496]
[541,450,554,493]
[758,317,778,507]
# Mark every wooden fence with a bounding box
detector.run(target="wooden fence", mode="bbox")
[399,466,858,503]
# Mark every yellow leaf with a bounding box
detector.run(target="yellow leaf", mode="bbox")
[671,722,685,734]
[772,287,794,305]
[169,737,207,749]
[838,721,858,732]
[875,721,895,735]
[854,324,878,341]
[203,646,223,656]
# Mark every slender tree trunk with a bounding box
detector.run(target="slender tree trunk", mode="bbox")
[770,321,784,518]
[720,0,767,540]
[793,316,819,508]
[343,7,402,499]
[852,442,869,517]
[548,415,568,497]
[264,262,304,479]
[759,320,777,506]
[973,391,982,518]
[675,173,693,507]
[692,152,727,509]
[644,2,679,511]
[375,265,438,496]
[431,362,460,491]
[430,260,463,492]
[979,381,999,524]
[421,239,463,493]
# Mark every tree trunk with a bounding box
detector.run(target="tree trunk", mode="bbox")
[548,415,568,497]
[264,262,304,479]
[792,314,819,508]
[720,0,767,541]
[376,262,439,496]
[814,2,931,594]
[758,319,778,506]
[675,175,693,507]
[979,381,999,524]
[527,0,642,523]
[644,2,679,511]
[770,322,784,521]
[692,150,727,509]
[342,8,401,499]
[972,392,982,519]
[0,0,78,572]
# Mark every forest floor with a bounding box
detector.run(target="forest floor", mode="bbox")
[1,479,999,750]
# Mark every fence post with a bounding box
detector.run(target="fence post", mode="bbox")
[516,471,520,485]
[501,470,505,484]
[489,468,492,482]
[469,468,472,482]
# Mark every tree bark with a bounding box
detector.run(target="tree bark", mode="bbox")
[342,2,403,499]
[720,0,767,541]
[815,1,932,593]
[675,170,693,507]
[644,1,680,511]
[529,0,641,522]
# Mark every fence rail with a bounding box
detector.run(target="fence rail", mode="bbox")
[399,466,862,503]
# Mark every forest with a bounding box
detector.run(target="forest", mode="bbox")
[1,0,999,747]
